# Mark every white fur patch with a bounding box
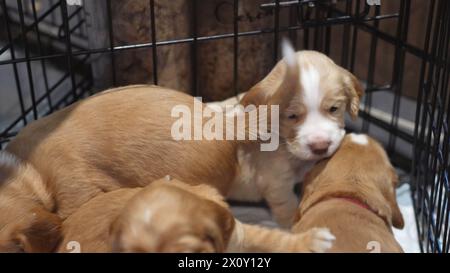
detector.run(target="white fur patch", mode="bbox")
[281,39,297,68]
[0,151,20,168]
[301,67,321,106]
[349,133,369,145]
[288,65,345,160]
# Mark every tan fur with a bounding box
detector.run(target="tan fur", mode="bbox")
[57,178,234,253]
[230,222,334,253]
[292,134,404,253]
[241,51,363,109]
[0,158,61,252]
[58,178,333,253]
[241,50,363,142]
[5,86,237,217]
[1,86,237,252]
[1,50,361,249]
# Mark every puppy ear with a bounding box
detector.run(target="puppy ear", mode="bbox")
[109,216,124,252]
[387,171,405,229]
[16,208,62,253]
[214,205,235,253]
[389,197,405,229]
[292,210,302,224]
[341,68,364,119]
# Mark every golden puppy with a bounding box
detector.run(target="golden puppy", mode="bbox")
[58,177,335,253]
[292,134,404,253]
[0,86,237,252]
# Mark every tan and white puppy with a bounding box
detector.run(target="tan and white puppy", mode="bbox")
[58,177,334,253]
[292,134,404,253]
[224,40,364,226]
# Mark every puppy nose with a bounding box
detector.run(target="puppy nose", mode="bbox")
[308,140,331,155]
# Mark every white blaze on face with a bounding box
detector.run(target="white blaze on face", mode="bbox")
[287,66,345,160]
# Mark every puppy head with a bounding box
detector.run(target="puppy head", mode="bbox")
[297,134,404,229]
[242,40,364,160]
[110,178,234,253]
[0,152,61,252]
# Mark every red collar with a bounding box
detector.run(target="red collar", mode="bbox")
[334,197,374,213]
[299,195,389,228]
[302,195,377,217]
[333,196,389,226]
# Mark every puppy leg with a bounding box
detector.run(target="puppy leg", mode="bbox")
[261,179,299,228]
[227,220,334,253]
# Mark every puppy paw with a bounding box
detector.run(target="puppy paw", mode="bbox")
[300,227,335,253]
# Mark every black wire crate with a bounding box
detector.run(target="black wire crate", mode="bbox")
[0,0,449,253]
[0,0,92,148]
[411,0,450,253]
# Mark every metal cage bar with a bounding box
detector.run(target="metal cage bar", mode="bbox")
[412,0,450,253]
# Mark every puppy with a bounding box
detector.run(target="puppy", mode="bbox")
[1,86,237,252]
[221,41,364,226]
[58,177,335,253]
[292,134,404,253]
[0,42,362,251]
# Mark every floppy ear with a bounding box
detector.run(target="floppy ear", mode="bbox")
[16,207,62,253]
[211,203,235,253]
[341,68,364,119]
[389,197,405,229]
[109,216,124,252]
[387,171,405,229]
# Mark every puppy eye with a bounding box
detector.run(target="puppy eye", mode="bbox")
[329,106,339,113]
[288,114,298,120]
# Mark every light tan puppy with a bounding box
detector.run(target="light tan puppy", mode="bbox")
[292,134,404,253]
[0,43,362,252]
[216,43,364,227]
[58,177,334,253]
